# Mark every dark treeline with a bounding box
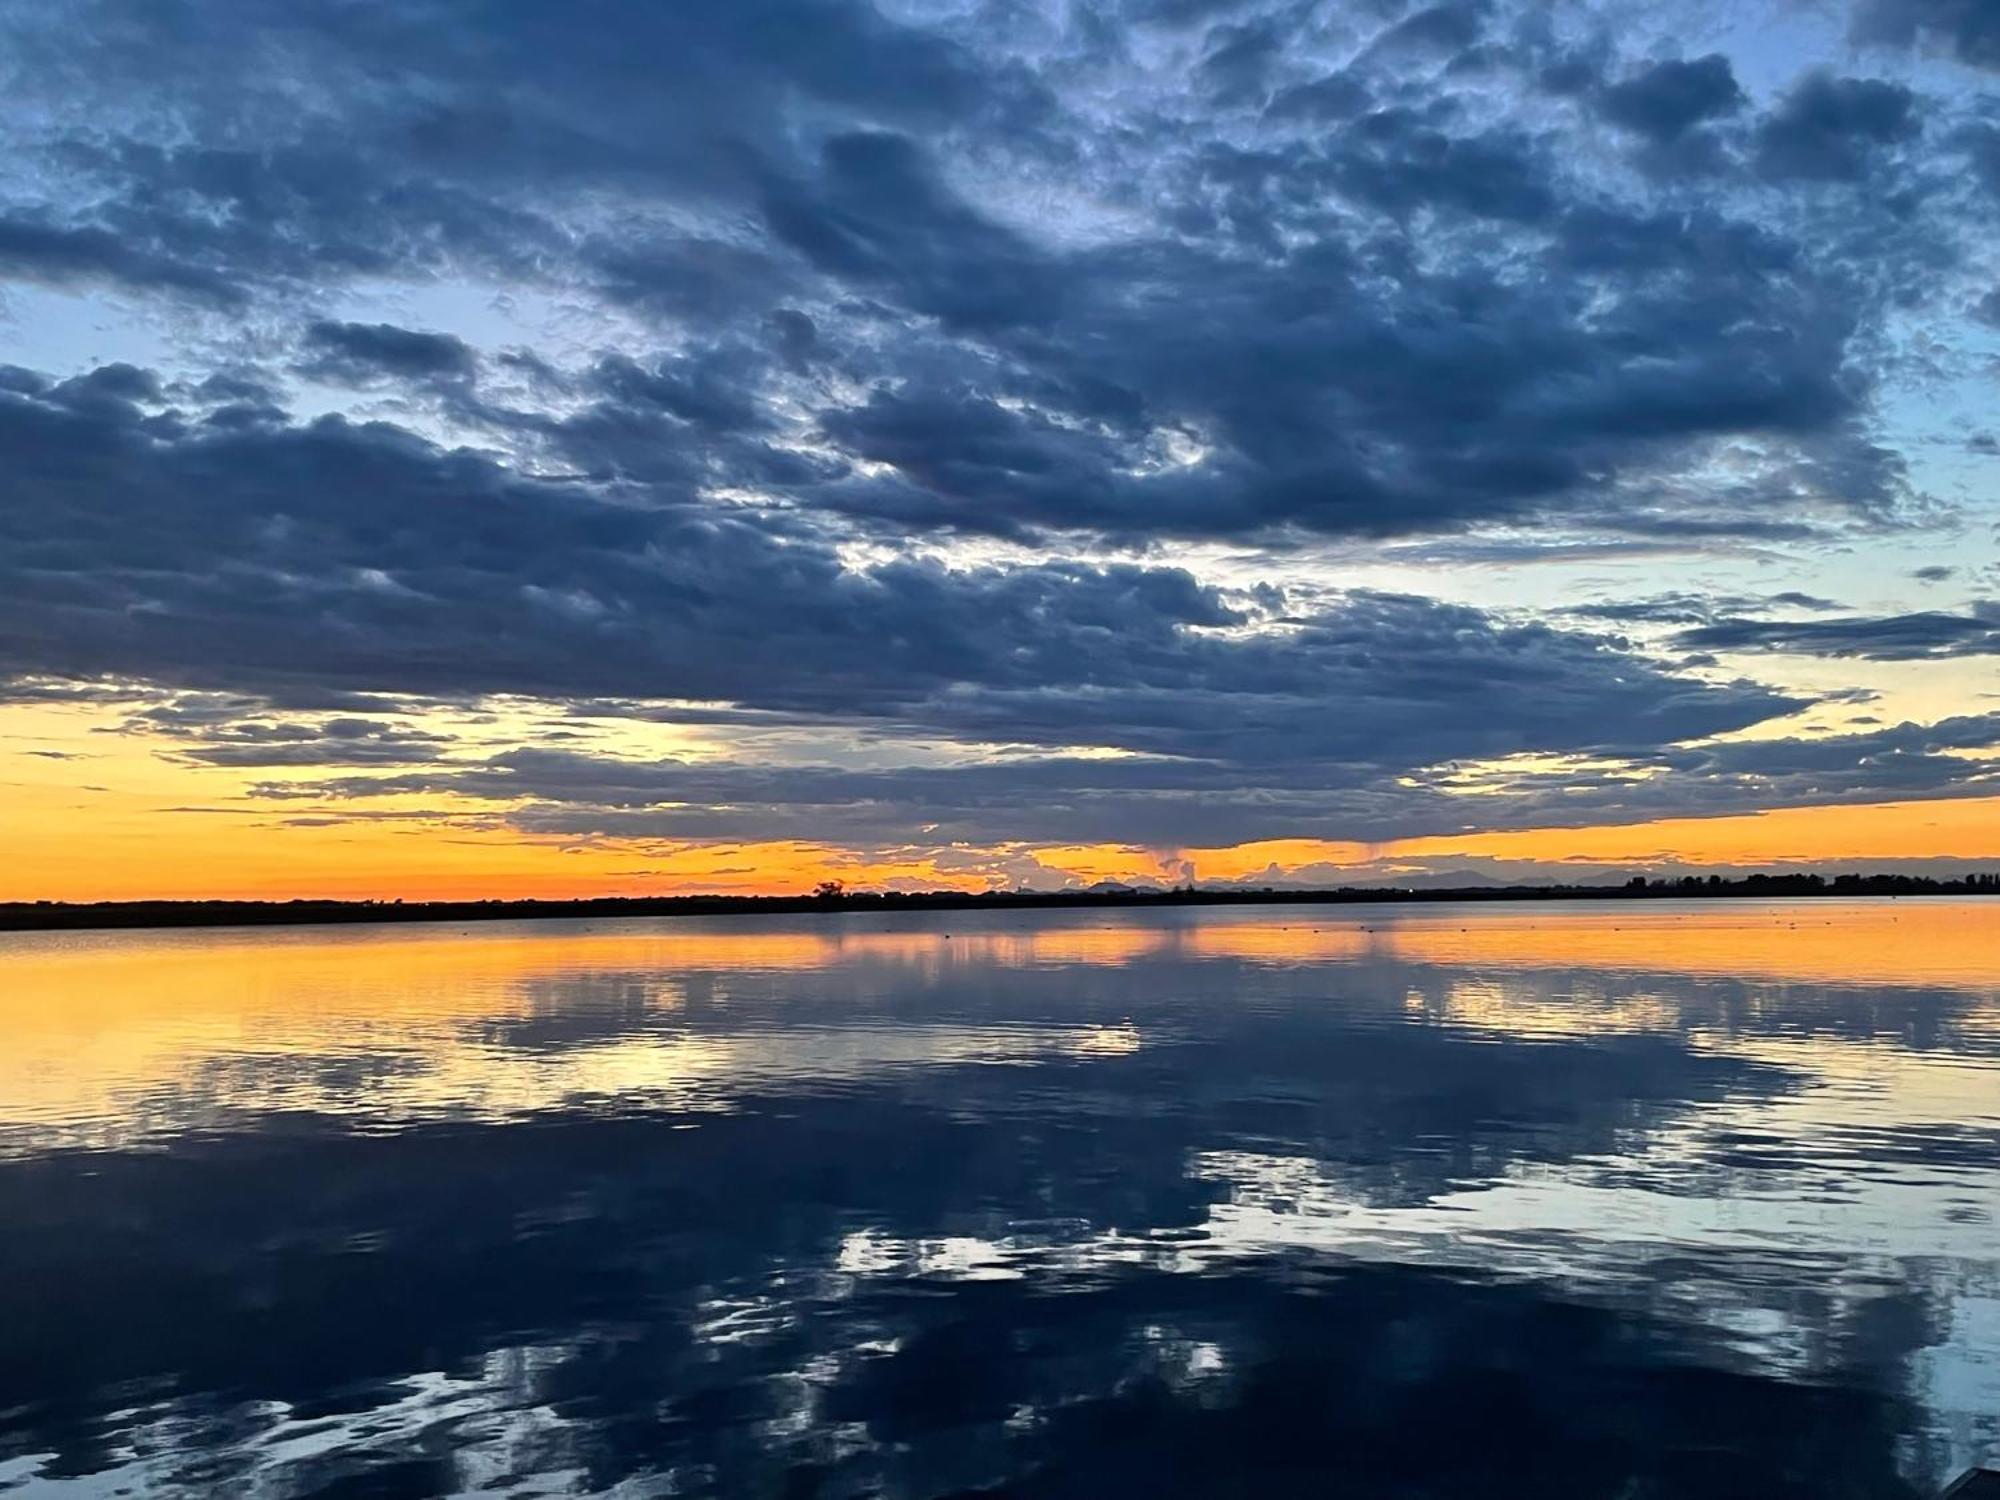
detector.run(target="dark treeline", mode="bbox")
[3,872,1997,933]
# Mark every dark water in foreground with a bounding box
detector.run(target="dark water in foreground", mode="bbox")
[1,901,1996,1498]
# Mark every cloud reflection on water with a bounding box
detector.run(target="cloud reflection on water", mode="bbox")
[0,900,1995,1497]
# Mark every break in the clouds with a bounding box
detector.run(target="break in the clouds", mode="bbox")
[0,0,1996,883]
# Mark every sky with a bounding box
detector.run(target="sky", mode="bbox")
[0,0,1997,900]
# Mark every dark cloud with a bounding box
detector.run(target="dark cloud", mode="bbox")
[1599,54,1744,143]
[0,0,1044,330]
[0,0,1942,546]
[1365,1,1491,59]
[1264,70,1372,122]
[1674,711,2000,806]
[0,215,243,304]
[164,716,459,768]
[1854,0,2000,71]
[1754,72,1921,181]
[0,0,1991,858]
[1566,590,1844,626]
[760,129,1067,334]
[0,358,1794,776]
[1676,603,2000,660]
[1196,20,1286,106]
[780,163,1892,540]
[1326,110,1556,223]
[299,320,476,384]
[246,708,2000,854]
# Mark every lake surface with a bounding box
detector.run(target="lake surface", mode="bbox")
[1,899,1997,1498]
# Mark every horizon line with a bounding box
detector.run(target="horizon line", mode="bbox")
[7,871,1999,935]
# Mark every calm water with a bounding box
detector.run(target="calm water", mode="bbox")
[1,901,1997,1498]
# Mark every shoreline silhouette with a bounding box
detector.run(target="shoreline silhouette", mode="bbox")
[5,872,1996,933]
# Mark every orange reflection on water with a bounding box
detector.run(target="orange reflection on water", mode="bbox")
[1365,899,2000,990]
[4,901,1995,1038]
[1,900,1993,1148]
[0,917,1172,1144]
[985,900,2000,988]
[5,900,1995,1021]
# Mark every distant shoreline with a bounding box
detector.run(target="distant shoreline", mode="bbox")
[3,873,1996,933]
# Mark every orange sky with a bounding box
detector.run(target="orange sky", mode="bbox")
[7,765,1996,902]
[5,697,1997,903]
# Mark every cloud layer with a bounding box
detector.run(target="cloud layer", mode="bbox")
[1,0,1996,877]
